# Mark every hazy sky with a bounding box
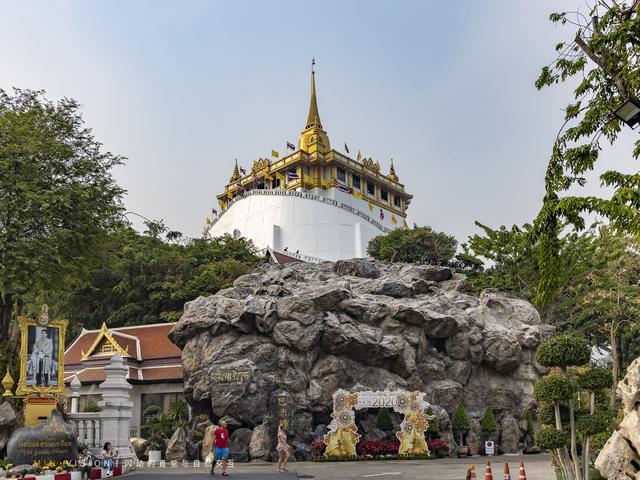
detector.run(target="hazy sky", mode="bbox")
[1,1,638,243]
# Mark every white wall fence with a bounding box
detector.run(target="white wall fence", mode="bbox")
[67,354,134,460]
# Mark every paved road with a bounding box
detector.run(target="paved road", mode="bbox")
[128,454,554,479]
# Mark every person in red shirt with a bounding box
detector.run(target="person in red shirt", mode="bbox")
[211,420,230,476]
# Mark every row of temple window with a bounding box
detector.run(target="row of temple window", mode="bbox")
[336,167,402,208]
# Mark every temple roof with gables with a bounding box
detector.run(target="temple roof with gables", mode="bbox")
[64,322,183,384]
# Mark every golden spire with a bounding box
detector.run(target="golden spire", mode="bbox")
[306,57,322,129]
[298,59,331,154]
[388,158,399,182]
[229,159,241,183]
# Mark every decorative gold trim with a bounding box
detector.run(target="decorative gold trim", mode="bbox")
[80,323,130,361]
[16,316,68,396]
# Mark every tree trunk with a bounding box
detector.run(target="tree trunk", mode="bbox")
[554,401,575,480]
[611,321,620,407]
[569,400,583,480]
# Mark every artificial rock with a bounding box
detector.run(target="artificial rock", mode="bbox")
[596,357,640,479]
[171,259,551,456]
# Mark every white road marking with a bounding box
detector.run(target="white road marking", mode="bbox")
[361,473,403,478]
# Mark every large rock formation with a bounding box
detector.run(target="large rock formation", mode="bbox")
[171,259,552,457]
[596,357,640,479]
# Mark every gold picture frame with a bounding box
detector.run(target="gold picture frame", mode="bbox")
[16,316,68,396]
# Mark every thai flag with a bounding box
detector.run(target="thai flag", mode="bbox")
[338,184,349,193]
[379,208,384,220]
[286,142,296,150]
[288,172,299,179]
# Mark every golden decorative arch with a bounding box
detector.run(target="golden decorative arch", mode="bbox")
[80,323,129,360]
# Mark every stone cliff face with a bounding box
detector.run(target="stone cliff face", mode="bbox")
[595,357,640,479]
[170,259,553,457]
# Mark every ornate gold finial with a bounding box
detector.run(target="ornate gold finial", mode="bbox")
[229,159,241,183]
[298,60,331,154]
[38,304,50,327]
[306,58,321,129]
[2,369,15,396]
[389,159,399,182]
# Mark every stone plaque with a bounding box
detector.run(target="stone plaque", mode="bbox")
[7,410,78,464]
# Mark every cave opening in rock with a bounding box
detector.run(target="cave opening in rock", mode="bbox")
[433,338,447,354]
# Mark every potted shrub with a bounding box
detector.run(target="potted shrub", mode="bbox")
[453,403,470,457]
[142,405,165,461]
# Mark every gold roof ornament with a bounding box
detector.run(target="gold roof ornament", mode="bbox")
[81,322,130,360]
[388,159,399,182]
[229,159,241,183]
[2,369,15,396]
[298,58,331,154]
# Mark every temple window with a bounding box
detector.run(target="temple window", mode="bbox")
[352,174,361,190]
[381,190,388,202]
[394,195,401,208]
[337,167,346,182]
[367,181,375,196]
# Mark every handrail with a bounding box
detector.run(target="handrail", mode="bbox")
[210,189,392,233]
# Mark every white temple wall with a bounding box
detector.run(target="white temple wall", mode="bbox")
[209,189,403,261]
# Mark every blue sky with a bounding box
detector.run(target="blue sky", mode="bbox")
[1,1,637,243]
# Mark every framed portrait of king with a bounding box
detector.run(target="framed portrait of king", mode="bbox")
[16,316,68,395]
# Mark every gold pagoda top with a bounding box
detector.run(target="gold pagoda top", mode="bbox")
[216,61,412,219]
[298,59,331,154]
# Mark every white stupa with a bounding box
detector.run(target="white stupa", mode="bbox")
[208,62,412,262]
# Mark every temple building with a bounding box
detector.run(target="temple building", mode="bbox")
[63,322,184,437]
[207,62,413,262]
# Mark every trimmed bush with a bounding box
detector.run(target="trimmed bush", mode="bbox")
[453,403,470,432]
[535,427,570,450]
[578,367,613,391]
[535,336,590,368]
[376,408,394,433]
[426,407,439,435]
[576,414,610,437]
[534,374,574,401]
[480,407,497,433]
[525,410,534,434]
[82,402,101,413]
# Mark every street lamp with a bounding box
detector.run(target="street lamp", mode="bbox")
[612,97,640,128]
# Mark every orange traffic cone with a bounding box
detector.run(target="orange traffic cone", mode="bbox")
[465,466,471,480]
[518,462,527,480]
[503,463,511,480]
[485,461,494,480]
[469,465,477,479]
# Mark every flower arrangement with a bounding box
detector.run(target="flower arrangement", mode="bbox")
[356,440,400,457]
[427,439,450,458]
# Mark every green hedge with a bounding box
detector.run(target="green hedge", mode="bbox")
[534,374,574,401]
[577,367,613,391]
[535,428,570,450]
[535,336,590,368]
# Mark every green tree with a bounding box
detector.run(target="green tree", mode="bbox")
[47,224,260,338]
[426,406,439,440]
[0,89,124,371]
[375,408,394,433]
[480,407,497,436]
[533,1,640,305]
[565,227,640,405]
[367,225,457,265]
[534,336,611,480]
[452,403,470,446]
